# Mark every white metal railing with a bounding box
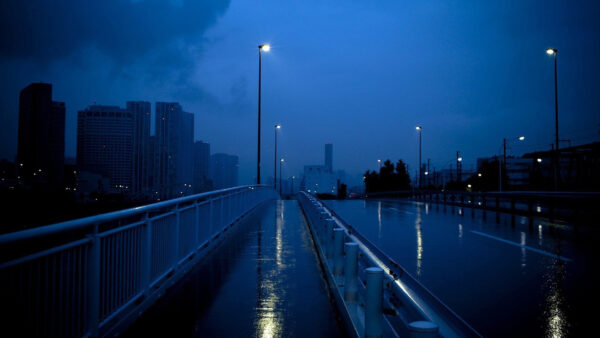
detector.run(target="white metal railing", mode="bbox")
[297,191,481,338]
[0,185,276,337]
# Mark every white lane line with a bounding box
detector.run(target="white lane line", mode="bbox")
[471,230,573,262]
[386,207,415,215]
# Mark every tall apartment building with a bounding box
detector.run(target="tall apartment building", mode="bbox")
[17,83,65,189]
[210,153,238,189]
[155,102,194,198]
[127,101,151,197]
[193,141,211,193]
[76,105,134,193]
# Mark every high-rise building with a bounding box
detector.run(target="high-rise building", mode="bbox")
[127,101,151,197]
[155,102,194,198]
[17,83,65,189]
[325,143,333,173]
[76,105,134,193]
[210,153,238,189]
[193,141,211,193]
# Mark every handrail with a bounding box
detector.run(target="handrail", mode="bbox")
[0,185,276,337]
[0,185,268,244]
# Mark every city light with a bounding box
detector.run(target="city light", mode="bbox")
[478,173,482,177]
[458,157,463,162]
[260,44,271,52]
[537,158,543,163]
[519,136,525,141]
[415,126,422,131]
[275,124,281,129]
[546,48,556,55]
[467,184,472,188]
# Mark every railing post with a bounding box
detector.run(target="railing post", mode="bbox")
[174,203,180,263]
[365,267,383,338]
[86,223,101,337]
[141,213,152,291]
[194,201,200,248]
[209,197,214,235]
[333,228,344,275]
[326,219,335,259]
[344,242,358,302]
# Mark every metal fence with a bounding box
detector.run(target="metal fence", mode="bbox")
[298,191,481,338]
[0,185,276,337]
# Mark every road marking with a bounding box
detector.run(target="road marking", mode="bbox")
[471,230,573,262]
[386,207,415,215]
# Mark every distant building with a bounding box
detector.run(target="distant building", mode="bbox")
[76,105,134,194]
[210,153,238,189]
[193,141,211,193]
[17,83,65,189]
[302,143,338,195]
[127,101,151,197]
[155,102,194,198]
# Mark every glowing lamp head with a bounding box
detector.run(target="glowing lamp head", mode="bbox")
[424,171,429,175]
[377,159,381,163]
[458,157,463,162]
[537,158,543,163]
[519,136,525,141]
[416,126,422,131]
[275,124,281,129]
[478,173,482,177]
[546,48,556,55]
[280,158,284,162]
[259,44,271,52]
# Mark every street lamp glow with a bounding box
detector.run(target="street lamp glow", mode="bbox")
[518,136,525,141]
[275,124,281,129]
[280,158,284,162]
[546,48,556,55]
[467,184,472,188]
[424,171,429,175]
[260,44,271,52]
[377,159,381,163]
[537,158,543,163]
[416,126,422,131]
[478,173,482,177]
[457,157,463,162]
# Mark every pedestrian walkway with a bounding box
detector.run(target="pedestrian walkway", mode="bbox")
[124,199,344,337]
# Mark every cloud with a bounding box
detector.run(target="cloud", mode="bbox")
[0,0,230,64]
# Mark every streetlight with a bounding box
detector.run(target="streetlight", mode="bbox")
[416,126,422,188]
[546,47,559,190]
[377,159,382,170]
[279,158,284,195]
[256,43,270,184]
[274,124,281,190]
[499,135,525,191]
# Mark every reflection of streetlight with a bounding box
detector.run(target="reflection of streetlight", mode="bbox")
[546,47,559,191]
[256,43,271,184]
[416,126,422,188]
[279,158,284,195]
[274,124,281,190]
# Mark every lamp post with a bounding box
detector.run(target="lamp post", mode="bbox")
[279,158,284,195]
[377,159,382,170]
[546,48,559,190]
[416,126,422,188]
[274,124,281,189]
[257,43,270,184]
[499,136,525,191]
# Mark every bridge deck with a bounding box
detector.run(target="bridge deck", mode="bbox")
[124,199,343,337]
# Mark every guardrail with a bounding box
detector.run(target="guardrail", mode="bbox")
[411,190,600,224]
[0,185,276,337]
[298,191,481,338]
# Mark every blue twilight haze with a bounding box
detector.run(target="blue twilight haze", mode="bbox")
[1,0,599,185]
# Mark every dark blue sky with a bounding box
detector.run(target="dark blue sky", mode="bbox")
[1,0,599,186]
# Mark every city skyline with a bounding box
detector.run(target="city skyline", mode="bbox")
[1,0,599,186]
